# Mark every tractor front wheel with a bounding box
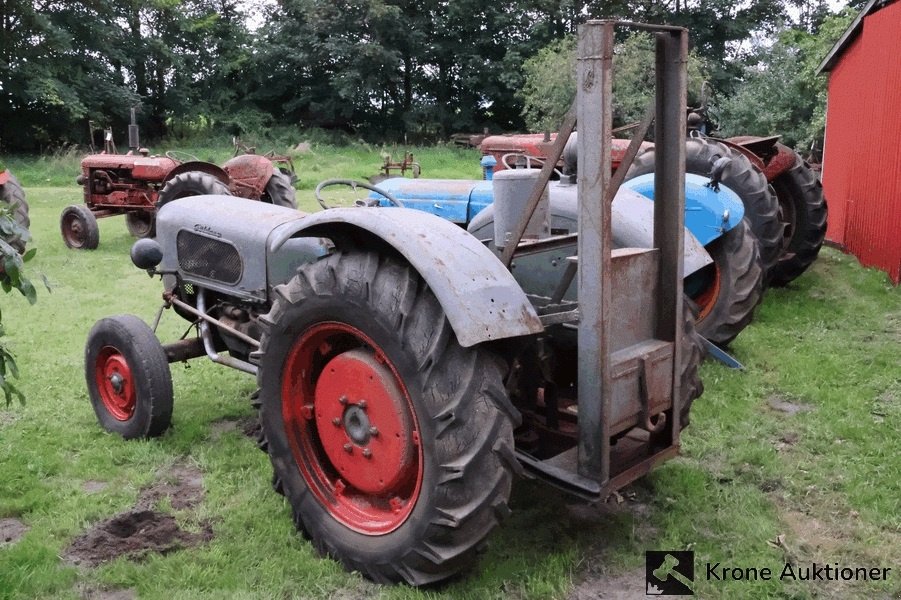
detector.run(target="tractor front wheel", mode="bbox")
[258,251,518,585]
[125,211,156,239]
[685,219,763,346]
[60,205,100,250]
[262,169,297,208]
[85,315,173,439]
[768,153,827,286]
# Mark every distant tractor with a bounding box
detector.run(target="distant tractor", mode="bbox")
[83,22,704,585]
[0,165,29,254]
[63,111,297,250]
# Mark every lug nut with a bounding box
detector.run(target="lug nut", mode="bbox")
[358,399,367,409]
[339,395,348,404]
[343,443,353,453]
[332,417,341,426]
[369,426,379,437]
[362,448,372,459]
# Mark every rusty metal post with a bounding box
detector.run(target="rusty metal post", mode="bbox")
[576,21,615,481]
[653,30,688,440]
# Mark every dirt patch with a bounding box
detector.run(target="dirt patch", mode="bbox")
[0,517,28,545]
[65,460,211,567]
[209,415,260,441]
[64,510,212,567]
[77,584,137,600]
[0,411,19,428]
[568,567,646,600]
[83,480,108,494]
[137,461,204,511]
[767,394,813,415]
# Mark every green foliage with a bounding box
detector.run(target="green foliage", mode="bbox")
[718,10,855,150]
[0,205,36,406]
[520,33,710,132]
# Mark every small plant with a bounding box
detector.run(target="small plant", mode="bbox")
[0,204,36,406]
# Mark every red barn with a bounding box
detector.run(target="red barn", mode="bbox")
[819,0,901,284]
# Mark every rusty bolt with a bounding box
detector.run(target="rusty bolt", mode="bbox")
[362,448,372,459]
[332,417,341,427]
[343,443,353,453]
[339,395,348,405]
[369,426,379,437]
[358,399,367,409]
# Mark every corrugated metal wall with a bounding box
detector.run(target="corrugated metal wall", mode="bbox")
[822,0,901,284]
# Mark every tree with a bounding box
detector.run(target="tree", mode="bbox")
[520,32,710,132]
[718,9,855,151]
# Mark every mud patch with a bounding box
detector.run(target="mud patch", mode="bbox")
[767,394,813,415]
[0,517,28,545]
[0,411,19,429]
[65,460,211,567]
[64,510,212,567]
[568,567,646,599]
[209,415,260,442]
[83,480,108,494]
[77,584,137,600]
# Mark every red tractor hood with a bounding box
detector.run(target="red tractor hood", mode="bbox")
[80,154,178,182]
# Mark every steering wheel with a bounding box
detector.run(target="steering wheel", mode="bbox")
[500,153,564,178]
[165,150,200,163]
[314,179,404,210]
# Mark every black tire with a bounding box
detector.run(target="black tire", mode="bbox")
[84,315,173,439]
[262,169,297,209]
[158,171,231,207]
[125,211,156,239]
[684,219,763,347]
[0,173,30,253]
[60,204,100,250]
[626,137,783,276]
[258,251,518,585]
[679,301,705,428]
[768,153,827,286]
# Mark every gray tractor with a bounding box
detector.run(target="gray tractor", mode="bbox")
[84,21,704,585]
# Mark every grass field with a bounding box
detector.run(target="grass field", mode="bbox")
[0,147,899,599]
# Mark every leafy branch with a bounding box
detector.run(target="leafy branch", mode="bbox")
[0,204,36,406]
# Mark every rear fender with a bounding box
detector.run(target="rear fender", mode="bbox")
[165,161,230,185]
[621,173,744,246]
[722,137,796,181]
[222,154,275,199]
[271,208,544,348]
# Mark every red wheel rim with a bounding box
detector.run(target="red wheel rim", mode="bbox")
[692,262,722,323]
[95,346,136,421]
[281,322,423,535]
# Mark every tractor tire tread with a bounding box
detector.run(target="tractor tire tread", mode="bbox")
[0,173,29,253]
[263,169,297,209]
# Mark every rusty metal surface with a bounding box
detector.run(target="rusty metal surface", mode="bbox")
[222,154,274,199]
[0,170,8,186]
[724,137,795,181]
[821,0,901,284]
[480,133,651,174]
[270,206,545,348]
[80,154,177,180]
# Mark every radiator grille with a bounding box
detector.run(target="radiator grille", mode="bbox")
[177,230,242,284]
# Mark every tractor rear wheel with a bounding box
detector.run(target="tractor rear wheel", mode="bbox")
[258,250,518,585]
[0,173,30,253]
[262,169,297,208]
[85,315,173,439]
[684,219,763,346]
[125,211,156,239]
[678,301,705,427]
[60,205,100,250]
[626,137,783,276]
[157,171,231,207]
[768,153,827,286]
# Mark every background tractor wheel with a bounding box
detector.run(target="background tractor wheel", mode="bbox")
[262,169,297,208]
[768,153,827,286]
[158,171,231,207]
[60,204,100,250]
[684,219,763,346]
[626,137,783,276]
[258,250,518,585]
[84,315,173,439]
[0,173,30,253]
[125,211,156,239]
[678,301,705,428]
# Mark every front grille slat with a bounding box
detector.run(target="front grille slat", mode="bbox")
[176,230,242,284]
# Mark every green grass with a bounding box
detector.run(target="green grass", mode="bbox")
[0,150,899,599]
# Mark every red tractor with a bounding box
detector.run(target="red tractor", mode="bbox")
[0,165,29,254]
[62,112,297,250]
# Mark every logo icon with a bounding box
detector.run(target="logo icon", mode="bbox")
[646,550,695,595]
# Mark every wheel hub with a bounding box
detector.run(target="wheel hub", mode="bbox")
[95,348,135,421]
[313,349,415,495]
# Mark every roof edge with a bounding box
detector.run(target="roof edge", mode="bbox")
[818,0,896,74]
